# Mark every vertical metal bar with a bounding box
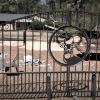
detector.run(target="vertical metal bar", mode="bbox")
[70,72,72,96]
[95,13,99,72]
[60,72,61,91]
[36,73,37,91]
[1,25,5,93]
[98,73,100,96]
[74,66,77,96]
[52,11,56,72]
[81,10,84,90]
[91,73,96,100]
[17,22,19,72]
[63,72,66,95]
[10,22,12,72]
[9,23,12,93]
[39,13,42,91]
[46,12,49,72]
[13,75,15,93]
[77,72,79,96]
[28,73,30,92]
[52,71,54,92]
[85,72,87,96]
[21,73,23,92]
[46,74,52,100]
[6,74,8,93]
[82,10,86,76]
[66,66,70,96]
[56,72,58,91]
[23,30,26,46]
[31,17,35,92]
[16,23,20,93]
[32,18,34,72]
[24,17,27,92]
[32,72,33,92]
[1,24,4,69]
[85,12,91,96]
[81,62,84,96]
[43,72,44,92]
[16,73,19,93]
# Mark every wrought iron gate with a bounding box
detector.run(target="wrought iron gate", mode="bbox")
[0,10,100,99]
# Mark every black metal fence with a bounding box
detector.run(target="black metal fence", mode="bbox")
[0,10,100,99]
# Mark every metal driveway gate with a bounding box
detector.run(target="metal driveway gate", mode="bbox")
[0,11,100,99]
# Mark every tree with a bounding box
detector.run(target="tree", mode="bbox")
[46,0,100,13]
[0,0,41,13]
[49,0,56,11]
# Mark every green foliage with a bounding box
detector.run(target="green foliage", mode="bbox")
[30,20,45,30]
[30,19,62,30]
[0,3,9,13]
[47,0,100,13]
[17,0,34,13]
[0,0,41,13]
[0,0,100,14]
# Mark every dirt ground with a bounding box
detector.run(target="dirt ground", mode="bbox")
[0,30,100,72]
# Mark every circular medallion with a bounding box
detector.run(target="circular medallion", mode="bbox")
[49,26,90,66]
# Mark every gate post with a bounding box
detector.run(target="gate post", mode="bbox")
[46,74,52,100]
[91,73,96,100]
[66,66,70,96]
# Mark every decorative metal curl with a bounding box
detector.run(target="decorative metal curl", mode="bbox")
[49,25,90,66]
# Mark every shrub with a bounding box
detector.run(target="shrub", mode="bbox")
[30,20,62,30]
[30,20,45,30]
